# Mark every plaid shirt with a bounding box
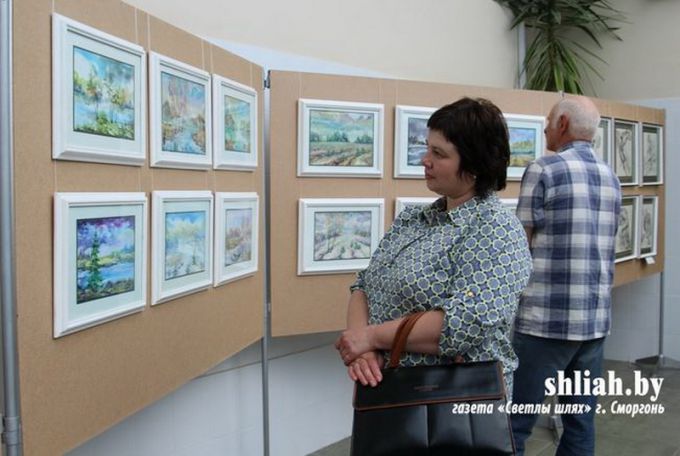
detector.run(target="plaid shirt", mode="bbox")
[515,141,621,340]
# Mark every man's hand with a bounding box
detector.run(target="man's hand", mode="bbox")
[347,351,384,387]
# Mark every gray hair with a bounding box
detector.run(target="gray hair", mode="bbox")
[551,97,600,140]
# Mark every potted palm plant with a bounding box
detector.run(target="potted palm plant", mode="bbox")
[495,0,626,94]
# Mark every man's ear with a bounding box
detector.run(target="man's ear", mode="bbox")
[558,114,569,134]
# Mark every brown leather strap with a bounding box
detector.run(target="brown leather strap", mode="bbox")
[388,311,428,368]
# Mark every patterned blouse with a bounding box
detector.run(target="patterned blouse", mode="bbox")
[351,194,532,390]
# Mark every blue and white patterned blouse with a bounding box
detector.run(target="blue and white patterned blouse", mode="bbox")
[351,194,532,389]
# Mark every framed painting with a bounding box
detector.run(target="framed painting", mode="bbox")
[615,195,639,263]
[500,198,519,214]
[394,197,437,217]
[298,198,384,275]
[298,99,384,177]
[53,193,147,337]
[212,75,258,170]
[639,195,658,258]
[613,120,638,186]
[214,192,259,286]
[394,105,436,178]
[150,53,212,169]
[152,191,213,304]
[52,14,146,165]
[641,124,663,185]
[504,114,545,180]
[593,117,612,164]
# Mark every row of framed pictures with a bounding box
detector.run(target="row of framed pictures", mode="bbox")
[54,191,259,337]
[616,195,659,263]
[298,99,545,180]
[594,119,663,186]
[53,14,258,170]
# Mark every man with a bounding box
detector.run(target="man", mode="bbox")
[511,96,621,455]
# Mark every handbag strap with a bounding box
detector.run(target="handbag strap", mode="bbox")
[388,311,427,368]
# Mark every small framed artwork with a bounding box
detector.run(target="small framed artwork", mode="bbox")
[395,197,437,217]
[298,198,384,275]
[150,53,212,169]
[641,124,663,185]
[593,117,612,164]
[615,196,639,263]
[500,198,519,214]
[52,14,146,165]
[613,120,638,186]
[53,193,147,337]
[639,196,658,258]
[298,99,384,177]
[394,105,436,178]
[214,193,259,286]
[504,114,545,180]
[152,191,213,304]
[212,75,258,170]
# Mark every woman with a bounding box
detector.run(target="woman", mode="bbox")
[334,97,533,394]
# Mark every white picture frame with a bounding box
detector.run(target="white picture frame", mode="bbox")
[149,52,212,169]
[214,192,259,286]
[641,124,663,185]
[613,120,638,186]
[298,198,384,275]
[394,197,437,217]
[594,117,612,164]
[639,195,658,258]
[394,105,436,178]
[53,192,147,337]
[152,191,214,305]
[298,99,384,177]
[615,195,639,263]
[212,75,258,170]
[504,113,546,180]
[52,14,146,166]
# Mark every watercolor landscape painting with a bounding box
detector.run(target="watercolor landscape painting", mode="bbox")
[164,211,207,280]
[76,215,136,304]
[407,117,428,166]
[73,47,135,140]
[223,95,251,153]
[308,110,374,167]
[161,72,206,155]
[224,208,253,266]
[509,127,537,167]
[313,211,372,261]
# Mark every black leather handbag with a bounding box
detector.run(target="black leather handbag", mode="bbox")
[350,312,516,456]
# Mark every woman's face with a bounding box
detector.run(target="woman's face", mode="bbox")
[422,129,475,200]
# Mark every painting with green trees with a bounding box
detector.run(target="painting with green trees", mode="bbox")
[223,95,251,153]
[161,72,206,155]
[73,47,135,139]
[164,211,207,280]
[308,110,374,166]
[509,127,537,167]
[76,216,136,304]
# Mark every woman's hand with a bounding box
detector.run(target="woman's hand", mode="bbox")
[335,326,376,365]
[347,351,384,387]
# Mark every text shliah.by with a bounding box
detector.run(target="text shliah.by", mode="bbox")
[544,370,663,402]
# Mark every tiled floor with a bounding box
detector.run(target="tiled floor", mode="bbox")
[310,360,680,456]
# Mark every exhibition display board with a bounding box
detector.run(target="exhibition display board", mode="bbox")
[14,1,264,454]
[10,1,665,454]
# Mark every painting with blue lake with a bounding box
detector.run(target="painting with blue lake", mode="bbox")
[76,216,135,304]
[224,95,251,153]
[509,127,537,167]
[309,110,374,166]
[161,72,206,155]
[164,211,206,280]
[407,117,428,166]
[73,47,135,140]
[224,208,253,266]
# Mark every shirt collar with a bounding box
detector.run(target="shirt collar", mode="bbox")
[422,194,494,226]
[557,140,593,153]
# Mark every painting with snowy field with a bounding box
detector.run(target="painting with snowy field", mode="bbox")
[224,208,253,266]
[161,72,206,155]
[76,215,135,304]
[407,117,428,166]
[313,211,372,261]
[73,47,135,140]
[164,211,206,280]
[309,110,374,166]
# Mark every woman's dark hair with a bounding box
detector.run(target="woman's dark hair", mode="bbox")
[427,97,510,198]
